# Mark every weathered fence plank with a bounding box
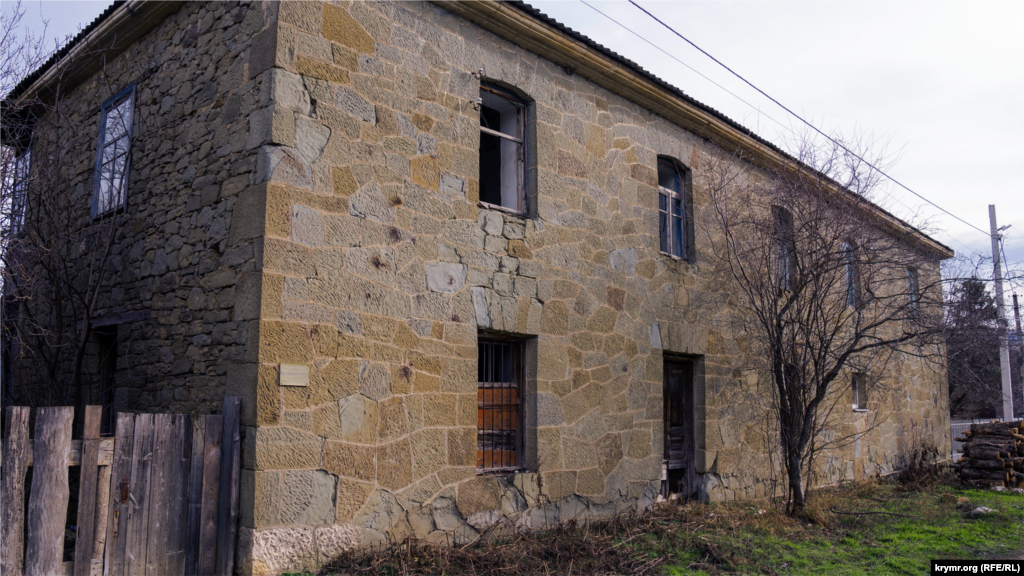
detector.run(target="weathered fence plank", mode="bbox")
[215,397,240,576]
[144,415,173,576]
[198,415,223,576]
[184,417,206,576]
[124,414,154,576]
[74,406,103,576]
[165,415,191,575]
[1,406,31,576]
[24,407,74,576]
[104,413,135,576]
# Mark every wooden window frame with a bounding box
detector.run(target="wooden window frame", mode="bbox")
[657,156,692,262]
[773,206,797,291]
[479,83,528,215]
[9,146,31,235]
[852,374,868,411]
[477,336,525,473]
[92,84,135,218]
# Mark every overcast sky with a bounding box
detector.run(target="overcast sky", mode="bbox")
[6,0,1023,295]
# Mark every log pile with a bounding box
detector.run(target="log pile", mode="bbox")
[955,420,1024,488]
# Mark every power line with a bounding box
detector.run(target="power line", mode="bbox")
[579,0,788,134]
[627,0,993,239]
[577,0,985,259]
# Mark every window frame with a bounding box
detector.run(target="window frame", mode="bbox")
[907,267,920,316]
[772,206,797,291]
[852,374,868,411]
[843,241,859,308]
[478,82,529,215]
[657,156,693,262]
[476,336,525,473]
[9,146,31,235]
[92,84,136,218]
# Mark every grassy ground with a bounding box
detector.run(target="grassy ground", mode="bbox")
[315,475,1024,576]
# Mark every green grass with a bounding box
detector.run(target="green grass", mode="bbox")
[636,482,1024,575]
[319,478,1024,575]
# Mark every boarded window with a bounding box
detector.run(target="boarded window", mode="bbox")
[477,338,523,471]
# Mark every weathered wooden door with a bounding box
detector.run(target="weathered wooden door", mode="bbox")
[664,359,697,499]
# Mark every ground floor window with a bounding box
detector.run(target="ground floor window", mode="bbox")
[477,337,524,472]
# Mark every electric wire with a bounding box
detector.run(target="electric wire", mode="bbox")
[575,0,991,261]
[627,0,993,239]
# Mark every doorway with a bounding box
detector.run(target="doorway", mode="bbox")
[664,357,697,499]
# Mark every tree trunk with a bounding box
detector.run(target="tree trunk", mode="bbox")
[787,452,805,513]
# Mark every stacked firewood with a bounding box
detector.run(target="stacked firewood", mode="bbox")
[955,420,1024,488]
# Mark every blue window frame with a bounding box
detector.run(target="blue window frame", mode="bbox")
[92,84,135,217]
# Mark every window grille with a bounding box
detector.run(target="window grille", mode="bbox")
[477,338,523,471]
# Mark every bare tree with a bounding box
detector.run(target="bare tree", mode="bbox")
[703,135,948,512]
[1,1,157,423]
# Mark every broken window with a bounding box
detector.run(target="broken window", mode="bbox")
[658,156,691,260]
[477,337,524,472]
[479,83,527,213]
[93,85,134,216]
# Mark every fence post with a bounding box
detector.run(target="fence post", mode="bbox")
[215,396,240,576]
[24,406,74,576]
[74,406,103,576]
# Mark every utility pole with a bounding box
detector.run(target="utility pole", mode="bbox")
[990,205,1014,421]
[1015,294,1023,409]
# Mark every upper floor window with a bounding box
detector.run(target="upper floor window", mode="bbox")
[852,373,867,410]
[93,85,135,217]
[843,242,859,308]
[479,83,527,214]
[658,157,691,260]
[907,267,920,315]
[9,147,31,235]
[773,206,796,290]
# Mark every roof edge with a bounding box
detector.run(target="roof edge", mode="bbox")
[433,0,954,259]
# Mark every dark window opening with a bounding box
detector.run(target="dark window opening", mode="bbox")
[479,84,526,213]
[844,242,859,308]
[908,267,920,316]
[97,328,117,434]
[477,337,524,472]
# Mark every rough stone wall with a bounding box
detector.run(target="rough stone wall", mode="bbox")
[10,1,277,415]
[232,2,947,574]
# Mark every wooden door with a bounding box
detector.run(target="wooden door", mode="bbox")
[663,359,696,499]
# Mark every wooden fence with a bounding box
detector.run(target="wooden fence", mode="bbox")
[0,397,240,576]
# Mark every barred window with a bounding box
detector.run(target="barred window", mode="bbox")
[477,338,523,472]
[93,85,134,217]
[658,157,691,260]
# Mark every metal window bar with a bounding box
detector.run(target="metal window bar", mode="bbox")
[477,338,523,472]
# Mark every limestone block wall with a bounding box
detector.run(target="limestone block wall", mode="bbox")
[232,2,950,574]
[9,1,282,416]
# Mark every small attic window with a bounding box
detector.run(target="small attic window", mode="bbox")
[479,83,527,214]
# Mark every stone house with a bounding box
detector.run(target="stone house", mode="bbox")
[2,1,952,574]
